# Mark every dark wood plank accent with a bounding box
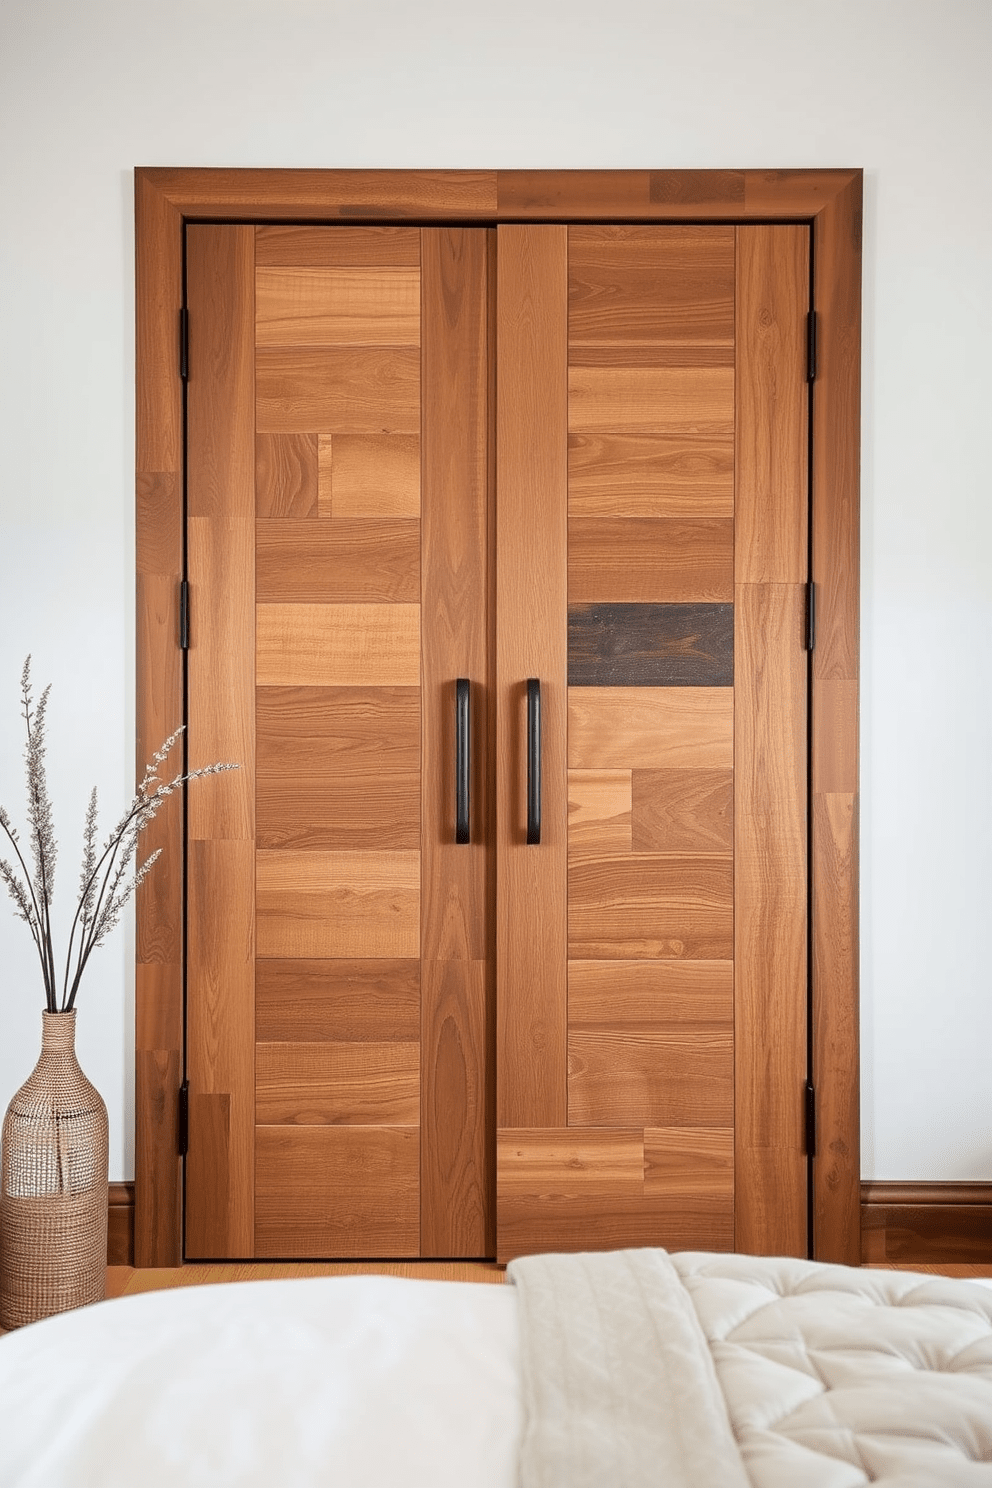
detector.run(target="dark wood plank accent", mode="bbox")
[255,959,420,1042]
[861,1183,992,1265]
[496,226,569,1130]
[255,433,318,518]
[136,168,860,1269]
[420,227,494,1256]
[632,768,733,854]
[107,1182,135,1267]
[568,602,733,687]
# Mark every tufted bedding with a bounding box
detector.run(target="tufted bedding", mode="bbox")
[0,1250,990,1485]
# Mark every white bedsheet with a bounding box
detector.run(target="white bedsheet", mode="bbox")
[0,1275,522,1488]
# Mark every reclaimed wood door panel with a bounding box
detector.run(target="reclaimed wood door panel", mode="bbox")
[496,223,809,1262]
[185,224,493,1259]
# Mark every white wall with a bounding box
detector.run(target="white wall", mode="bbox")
[1,0,990,1182]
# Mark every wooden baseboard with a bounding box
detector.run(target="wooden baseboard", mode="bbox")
[861,1181,992,1264]
[108,1181,135,1266]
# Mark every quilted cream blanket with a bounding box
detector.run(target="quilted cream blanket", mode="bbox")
[507,1249,992,1487]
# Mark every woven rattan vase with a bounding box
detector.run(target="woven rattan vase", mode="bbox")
[0,1010,108,1330]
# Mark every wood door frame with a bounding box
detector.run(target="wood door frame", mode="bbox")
[135,167,861,1267]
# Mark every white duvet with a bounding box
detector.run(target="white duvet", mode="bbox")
[1,1253,991,1487]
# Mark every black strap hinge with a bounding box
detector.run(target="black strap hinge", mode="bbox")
[804,1080,816,1157]
[806,310,817,383]
[805,581,816,652]
[179,579,190,650]
[177,1079,190,1157]
[179,307,189,381]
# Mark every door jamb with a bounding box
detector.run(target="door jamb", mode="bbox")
[135,166,861,1267]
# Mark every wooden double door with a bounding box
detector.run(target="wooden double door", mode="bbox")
[185,220,809,1263]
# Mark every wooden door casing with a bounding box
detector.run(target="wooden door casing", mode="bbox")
[135,168,860,1269]
[185,225,494,1258]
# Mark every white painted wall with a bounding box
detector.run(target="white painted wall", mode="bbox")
[1,0,990,1182]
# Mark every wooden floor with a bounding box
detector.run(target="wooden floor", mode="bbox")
[104,1257,991,1301]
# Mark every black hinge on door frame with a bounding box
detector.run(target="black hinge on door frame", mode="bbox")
[179,579,190,650]
[805,581,816,652]
[179,307,189,381]
[177,1079,190,1157]
[806,309,817,383]
[804,1081,817,1157]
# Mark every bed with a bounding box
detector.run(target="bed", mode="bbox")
[1,1249,990,1486]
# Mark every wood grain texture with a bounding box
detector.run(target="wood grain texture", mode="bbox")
[421,228,494,1255]
[496,226,568,1130]
[255,518,420,603]
[255,960,421,1043]
[256,850,420,959]
[256,603,420,686]
[567,602,734,687]
[256,686,420,774]
[569,853,734,960]
[256,1041,420,1124]
[256,226,421,268]
[319,433,420,518]
[256,347,420,434]
[567,771,632,854]
[256,267,420,346]
[569,687,733,770]
[631,768,733,853]
[568,226,734,349]
[569,366,734,433]
[255,1126,419,1257]
[861,1185,992,1266]
[736,225,809,584]
[734,585,807,1255]
[568,959,733,1028]
[145,167,496,220]
[567,517,733,603]
[568,433,734,517]
[568,1030,732,1126]
[185,225,256,1261]
[256,772,419,850]
[255,433,318,518]
[107,1183,135,1267]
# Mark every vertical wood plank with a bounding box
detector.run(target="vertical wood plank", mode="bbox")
[496,226,569,1132]
[185,225,256,1258]
[420,227,494,1255]
[134,170,184,1267]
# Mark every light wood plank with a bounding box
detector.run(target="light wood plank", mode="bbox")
[568,432,734,517]
[256,1042,420,1124]
[643,1127,734,1198]
[569,687,733,770]
[736,225,808,583]
[256,226,421,268]
[256,772,419,850]
[319,433,421,518]
[568,959,733,1028]
[256,347,420,434]
[421,228,494,1256]
[734,583,807,1255]
[496,225,569,1131]
[568,517,733,603]
[569,854,734,960]
[631,768,733,853]
[255,1127,419,1257]
[497,1129,644,1193]
[568,225,734,348]
[567,771,632,853]
[256,850,420,959]
[256,603,420,687]
[256,267,420,346]
[256,518,420,603]
[256,686,420,774]
[255,959,421,1043]
[255,433,318,518]
[569,366,734,433]
[568,1031,732,1126]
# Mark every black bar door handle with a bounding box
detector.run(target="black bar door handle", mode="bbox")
[455,679,470,844]
[527,678,541,845]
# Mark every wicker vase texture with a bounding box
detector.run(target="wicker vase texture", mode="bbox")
[0,1010,108,1330]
